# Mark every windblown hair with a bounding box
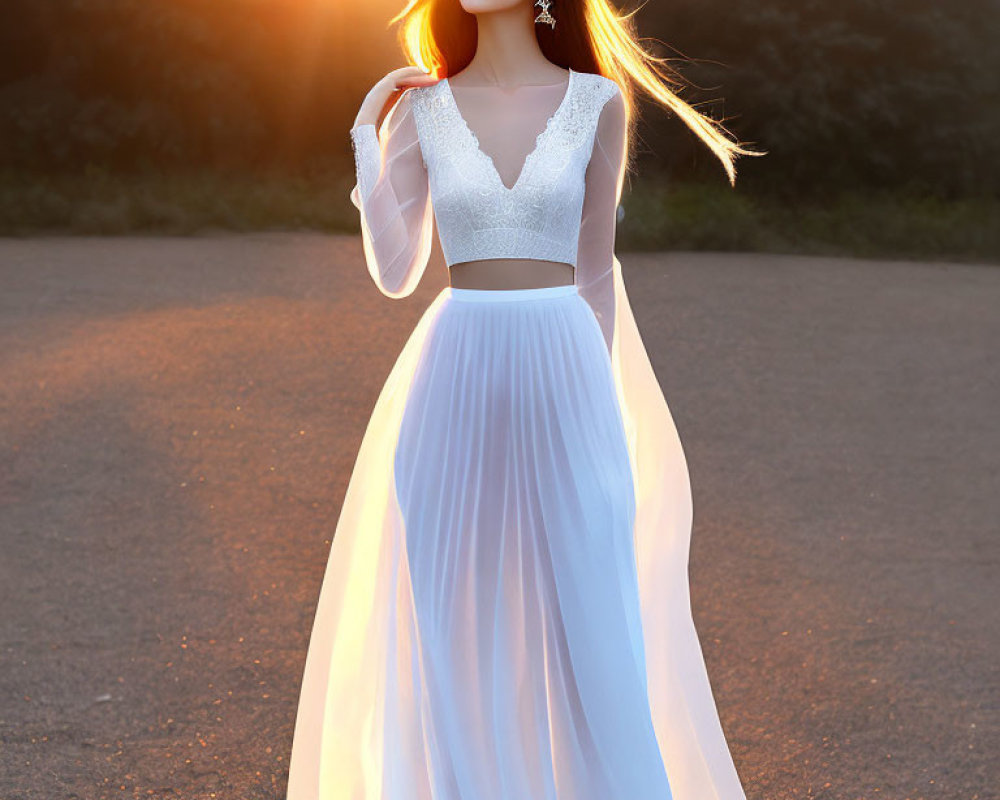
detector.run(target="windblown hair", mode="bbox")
[388,0,765,185]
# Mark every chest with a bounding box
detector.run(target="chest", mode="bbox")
[410,70,609,204]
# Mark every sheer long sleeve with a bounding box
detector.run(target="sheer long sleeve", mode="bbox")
[576,86,628,354]
[349,89,434,298]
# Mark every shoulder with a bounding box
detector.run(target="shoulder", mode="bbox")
[401,79,444,108]
[397,81,449,132]
[577,72,625,121]
[588,74,625,127]
[597,72,623,95]
[393,84,421,112]
[578,71,622,101]
[387,82,439,130]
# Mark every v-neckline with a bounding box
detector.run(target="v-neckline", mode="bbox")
[441,68,576,193]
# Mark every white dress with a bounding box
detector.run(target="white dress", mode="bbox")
[287,68,747,800]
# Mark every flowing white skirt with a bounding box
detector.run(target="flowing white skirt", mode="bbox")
[393,284,670,798]
[287,259,746,800]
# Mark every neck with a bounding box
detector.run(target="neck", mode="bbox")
[464,3,552,86]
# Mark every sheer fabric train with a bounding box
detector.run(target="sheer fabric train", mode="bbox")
[287,74,746,799]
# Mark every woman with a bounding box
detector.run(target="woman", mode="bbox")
[288,0,763,797]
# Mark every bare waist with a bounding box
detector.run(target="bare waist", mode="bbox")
[448,259,574,290]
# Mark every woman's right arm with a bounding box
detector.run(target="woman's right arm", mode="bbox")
[349,69,438,298]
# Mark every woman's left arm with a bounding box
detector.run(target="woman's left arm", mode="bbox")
[576,84,628,355]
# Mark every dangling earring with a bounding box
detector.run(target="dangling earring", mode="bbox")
[534,0,556,29]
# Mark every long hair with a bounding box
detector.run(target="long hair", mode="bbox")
[388,0,765,186]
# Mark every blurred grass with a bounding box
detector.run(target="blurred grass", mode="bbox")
[618,177,1000,263]
[1,167,997,264]
[0,166,358,236]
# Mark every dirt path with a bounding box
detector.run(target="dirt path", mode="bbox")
[1,234,996,800]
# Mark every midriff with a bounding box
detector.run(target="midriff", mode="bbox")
[449,259,574,290]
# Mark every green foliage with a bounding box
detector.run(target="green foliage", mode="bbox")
[0,0,996,216]
[617,174,1000,262]
[0,0,352,171]
[0,166,357,235]
[634,0,1000,198]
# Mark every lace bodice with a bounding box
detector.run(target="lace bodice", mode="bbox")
[407,68,619,268]
[349,68,627,350]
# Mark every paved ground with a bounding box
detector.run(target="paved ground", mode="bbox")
[0,234,997,800]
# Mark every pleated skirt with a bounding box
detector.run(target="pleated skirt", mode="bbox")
[391,284,674,799]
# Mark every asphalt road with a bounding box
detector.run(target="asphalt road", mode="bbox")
[1,234,997,800]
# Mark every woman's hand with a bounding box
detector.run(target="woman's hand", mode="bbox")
[353,66,440,129]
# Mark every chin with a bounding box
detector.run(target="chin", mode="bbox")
[459,0,527,16]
